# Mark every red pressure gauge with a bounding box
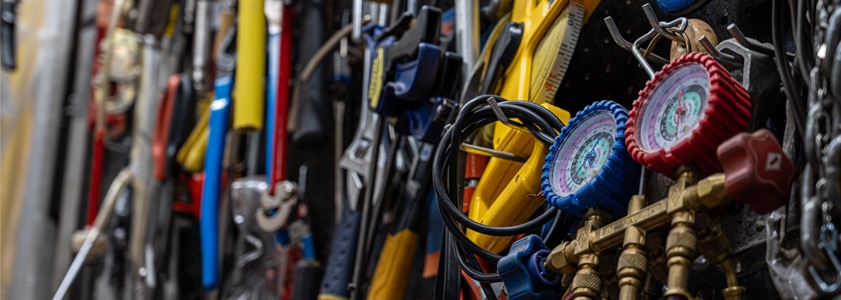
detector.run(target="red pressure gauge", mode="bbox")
[625,52,751,177]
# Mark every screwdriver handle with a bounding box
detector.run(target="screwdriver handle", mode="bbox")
[291,260,324,300]
[233,0,265,132]
[319,206,361,300]
[200,76,233,291]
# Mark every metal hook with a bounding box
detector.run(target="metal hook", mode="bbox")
[604,16,669,67]
[808,223,841,294]
[727,24,777,57]
[632,28,661,79]
[699,35,743,66]
[642,4,684,43]
[460,142,528,162]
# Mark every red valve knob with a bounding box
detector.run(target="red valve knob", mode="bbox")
[716,130,794,214]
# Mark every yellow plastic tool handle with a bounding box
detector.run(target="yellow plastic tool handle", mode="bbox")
[466,138,548,253]
[467,104,569,253]
[468,104,568,222]
[233,0,266,132]
[366,230,419,300]
[177,106,210,172]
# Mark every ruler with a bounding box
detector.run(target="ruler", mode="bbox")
[529,0,585,103]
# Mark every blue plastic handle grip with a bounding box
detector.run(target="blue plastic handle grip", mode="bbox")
[266,33,280,184]
[319,206,362,299]
[200,76,233,290]
[656,0,702,14]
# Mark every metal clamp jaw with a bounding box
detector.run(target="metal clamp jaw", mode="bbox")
[256,180,300,232]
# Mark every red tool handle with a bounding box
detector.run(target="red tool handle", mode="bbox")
[269,4,294,194]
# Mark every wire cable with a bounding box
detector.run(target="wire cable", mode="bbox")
[433,94,575,284]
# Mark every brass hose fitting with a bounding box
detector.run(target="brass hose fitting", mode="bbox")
[571,209,610,300]
[664,168,699,299]
[696,217,746,300]
[618,195,649,300]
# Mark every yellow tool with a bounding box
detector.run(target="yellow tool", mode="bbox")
[467,0,600,253]
[177,99,211,172]
[233,0,266,132]
[466,103,566,254]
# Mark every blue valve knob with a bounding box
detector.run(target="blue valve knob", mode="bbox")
[499,235,563,300]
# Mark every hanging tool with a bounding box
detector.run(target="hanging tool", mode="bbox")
[200,26,237,291]
[289,0,332,147]
[1,0,19,70]
[192,0,213,95]
[233,0,265,132]
[367,23,463,296]
[319,22,391,300]
[255,0,297,234]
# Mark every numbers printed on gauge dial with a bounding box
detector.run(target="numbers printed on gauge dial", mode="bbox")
[551,111,615,195]
[637,63,709,151]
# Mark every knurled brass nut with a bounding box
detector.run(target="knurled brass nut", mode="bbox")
[571,271,602,292]
[666,229,697,252]
[618,251,648,272]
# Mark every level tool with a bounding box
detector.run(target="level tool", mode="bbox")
[625,52,751,176]
[541,100,640,218]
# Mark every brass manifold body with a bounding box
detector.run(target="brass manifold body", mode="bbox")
[545,166,746,300]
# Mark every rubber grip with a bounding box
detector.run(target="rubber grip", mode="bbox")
[291,260,324,300]
[367,230,420,300]
[233,0,265,132]
[200,76,233,290]
[291,0,330,147]
[319,208,361,300]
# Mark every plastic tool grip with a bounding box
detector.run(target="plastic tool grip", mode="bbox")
[233,0,265,132]
[291,0,331,147]
[266,32,280,183]
[656,0,705,15]
[717,129,794,214]
[269,4,294,192]
[291,260,324,300]
[467,138,549,254]
[368,145,434,299]
[200,76,233,290]
[367,230,420,299]
[319,206,362,300]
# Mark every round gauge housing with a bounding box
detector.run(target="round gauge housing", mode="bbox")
[542,100,641,218]
[625,52,751,177]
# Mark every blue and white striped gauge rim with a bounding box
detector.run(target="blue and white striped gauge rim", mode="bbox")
[541,100,641,218]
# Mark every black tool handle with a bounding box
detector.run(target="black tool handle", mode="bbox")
[291,0,330,147]
[1,1,17,71]
[291,260,324,300]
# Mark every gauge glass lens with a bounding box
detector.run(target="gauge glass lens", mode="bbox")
[637,64,709,151]
[550,111,616,195]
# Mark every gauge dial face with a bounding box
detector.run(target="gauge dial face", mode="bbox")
[637,63,710,151]
[550,111,616,196]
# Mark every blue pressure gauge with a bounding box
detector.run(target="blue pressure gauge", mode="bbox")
[541,100,641,218]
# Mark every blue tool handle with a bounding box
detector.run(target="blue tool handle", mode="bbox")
[200,76,233,290]
[318,206,361,300]
[266,33,279,183]
[656,0,704,14]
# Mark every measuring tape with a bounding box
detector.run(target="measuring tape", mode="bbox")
[542,100,640,218]
[625,52,751,176]
[529,0,585,103]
